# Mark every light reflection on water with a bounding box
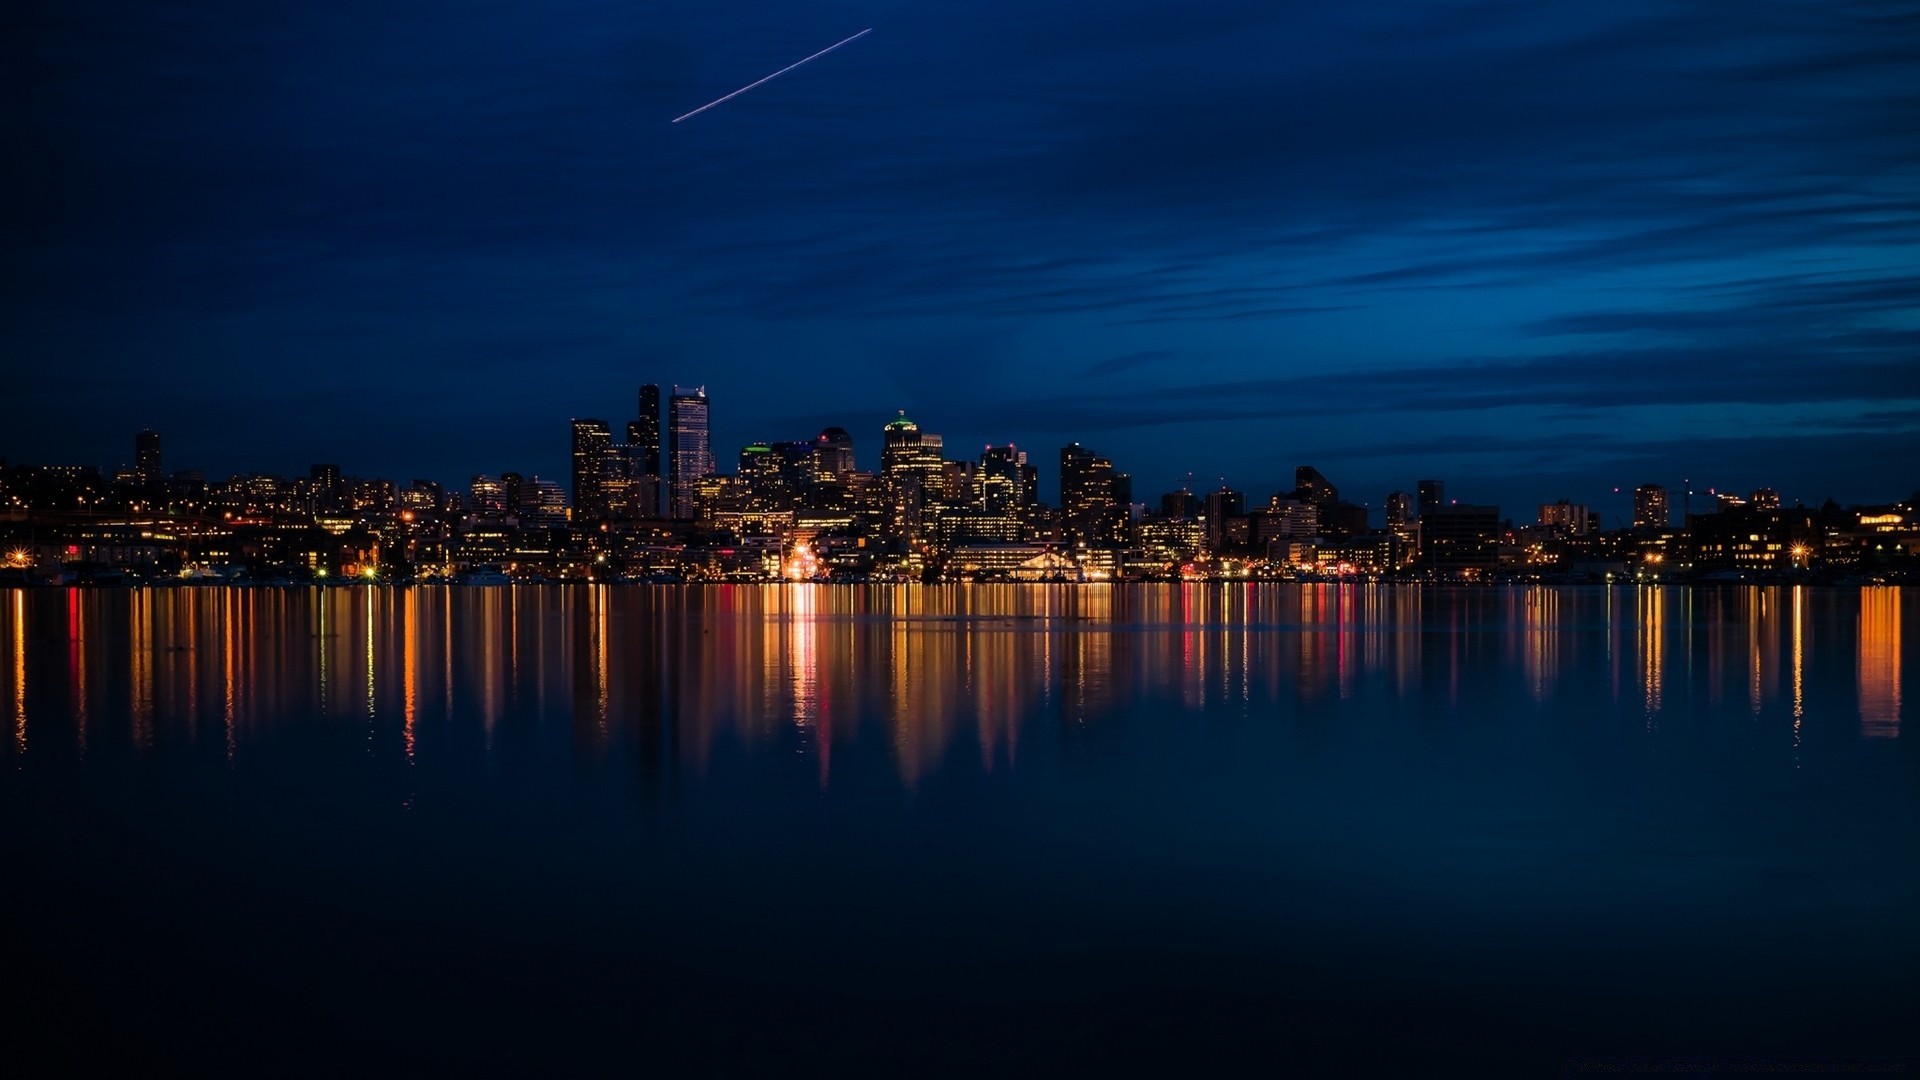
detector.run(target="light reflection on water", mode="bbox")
[2,582,1915,1075]
[0,584,1908,779]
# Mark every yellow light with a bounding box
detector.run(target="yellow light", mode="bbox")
[317,568,329,578]
[361,566,378,580]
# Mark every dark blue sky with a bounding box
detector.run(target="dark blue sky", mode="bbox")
[5,0,1916,516]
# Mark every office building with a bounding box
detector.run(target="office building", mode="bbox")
[1417,479,1446,519]
[570,418,612,520]
[881,412,944,543]
[1205,486,1245,553]
[1294,465,1338,508]
[813,427,856,481]
[1420,504,1501,571]
[1537,500,1590,535]
[1385,491,1413,529]
[134,430,162,481]
[1060,443,1127,548]
[628,384,663,514]
[1634,484,1670,530]
[668,386,714,519]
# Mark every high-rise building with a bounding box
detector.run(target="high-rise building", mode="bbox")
[1060,443,1127,548]
[1385,491,1413,528]
[1750,488,1781,511]
[1294,465,1338,508]
[1633,484,1669,530]
[570,418,612,520]
[603,444,658,519]
[1417,479,1445,519]
[1204,486,1245,553]
[668,386,714,519]
[134,430,162,480]
[738,444,782,511]
[812,427,856,481]
[468,475,510,517]
[522,477,569,524]
[629,384,663,513]
[976,445,1031,515]
[881,412,944,543]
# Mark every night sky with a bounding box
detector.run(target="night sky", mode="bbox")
[5,1,1916,516]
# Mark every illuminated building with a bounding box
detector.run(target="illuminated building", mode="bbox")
[1417,479,1445,519]
[1419,504,1500,572]
[1060,443,1128,549]
[1253,497,1317,542]
[668,386,714,519]
[1385,491,1413,529]
[627,384,663,514]
[813,427,856,480]
[1634,484,1669,530]
[603,444,658,520]
[738,444,786,511]
[1294,465,1338,509]
[1204,486,1245,553]
[134,430,162,481]
[1689,506,1817,571]
[1537,500,1590,535]
[881,412,944,544]
[977,445,1033,515]
[1137,517,1205,563]
[1750,488,1781,511]
[520,477,569,524]
[468,475,510,518]
[310,464,344,513]
[569,418,612,520]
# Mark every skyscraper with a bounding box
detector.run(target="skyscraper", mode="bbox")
[134,430,162,480]
[812,427,855,481]
[668,386,713,519]
[570,419,612,520]
[1633,484,1670,530]
[1060,443,1126,548]
[1417,479,1446,519]
[977,445,1034,515]
[881,412,944,543]
[1294,465,1338,508]
[629,384,663,513]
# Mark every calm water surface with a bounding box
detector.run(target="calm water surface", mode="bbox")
[2,585,1914,1074]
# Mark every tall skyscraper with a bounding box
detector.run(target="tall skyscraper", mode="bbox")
[134,430,162,480]
[629,384,663,513]
[1633,484,1670,530]
[1417,479,1446,519]
[570,418,612,520]
[1060,443,1126,548]
[668,386,714,519]
[881,412,944,543]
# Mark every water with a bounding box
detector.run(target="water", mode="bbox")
[2,585,1914,1075]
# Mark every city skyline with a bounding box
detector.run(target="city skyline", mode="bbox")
[4,2,1915,513]
[7,402,1910,533]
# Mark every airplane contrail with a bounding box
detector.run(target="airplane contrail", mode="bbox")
[672,28,873,124]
